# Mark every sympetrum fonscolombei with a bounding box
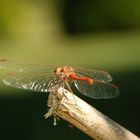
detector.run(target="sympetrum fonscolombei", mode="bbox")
[0,59,120,99]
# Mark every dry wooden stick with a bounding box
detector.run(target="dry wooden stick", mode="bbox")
[44,87,140,140]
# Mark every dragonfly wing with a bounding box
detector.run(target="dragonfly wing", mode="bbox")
[0,59,55,73]
[3,72,56,92]
[0,59,58,92]
[74,80,120,99]
[74,67,112,82]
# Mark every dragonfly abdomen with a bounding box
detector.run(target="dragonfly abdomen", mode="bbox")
[68,73,94,85]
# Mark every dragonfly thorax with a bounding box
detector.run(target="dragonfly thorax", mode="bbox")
[54,66,74,81]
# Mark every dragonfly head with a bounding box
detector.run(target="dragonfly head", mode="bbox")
[54,66,74,81]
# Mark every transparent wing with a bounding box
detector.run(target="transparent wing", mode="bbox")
[73,67,112,82]
[0,59,57,92]
[0,59,55,74]
[74,80,120,99]
[3,72,56,92]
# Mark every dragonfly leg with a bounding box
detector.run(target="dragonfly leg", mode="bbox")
[44,91,60,125]
[64,81,79,107]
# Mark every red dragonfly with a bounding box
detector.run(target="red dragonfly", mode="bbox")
[0,59,120,99]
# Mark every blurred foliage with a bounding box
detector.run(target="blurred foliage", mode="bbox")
[59,0,140,33]
[1,0,140,36]
[0,0,21,37]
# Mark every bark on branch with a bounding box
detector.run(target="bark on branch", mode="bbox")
[44,87,140,140]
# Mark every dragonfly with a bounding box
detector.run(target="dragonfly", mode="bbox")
[0,59,120,99]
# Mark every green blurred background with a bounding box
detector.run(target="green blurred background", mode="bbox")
[0,0,140,139]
